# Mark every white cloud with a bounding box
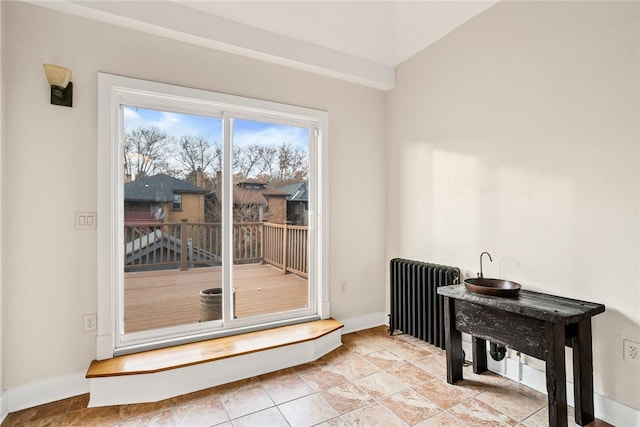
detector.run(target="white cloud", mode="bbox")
[150,112,185,136]
[233,125,308,151]
[123,107,141,124]
[124,108,187,137]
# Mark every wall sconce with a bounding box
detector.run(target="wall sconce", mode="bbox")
[43,64,73,107]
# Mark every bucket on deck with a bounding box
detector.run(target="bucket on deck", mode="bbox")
[199,288,222,322]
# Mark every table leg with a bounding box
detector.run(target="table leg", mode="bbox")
[571,319,595,425]
[472,336,488,374]
[545,321,568,427]
[444,296,463,383]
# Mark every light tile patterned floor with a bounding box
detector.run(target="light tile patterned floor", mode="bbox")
[1,326,613,427]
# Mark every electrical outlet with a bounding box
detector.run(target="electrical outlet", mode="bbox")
[83,314,97,332]
[623,339,639,362]
[340,281,347,294]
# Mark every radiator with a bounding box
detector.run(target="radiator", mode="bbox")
[389,258,460,349]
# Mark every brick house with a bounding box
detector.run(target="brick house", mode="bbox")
[206,179,291,224]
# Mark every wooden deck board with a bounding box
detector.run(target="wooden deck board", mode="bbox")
[124,263,308,333]
[86,319,343,377]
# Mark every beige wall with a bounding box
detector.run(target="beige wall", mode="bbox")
[2,2,386,390]
[166,194,205,224]
[0,0,4,406]
[387,1,639,410]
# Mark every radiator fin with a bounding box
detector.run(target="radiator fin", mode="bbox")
[389,258,460,349]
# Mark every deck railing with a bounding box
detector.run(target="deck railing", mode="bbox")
[124,220,307,277]
[262,222,308,277]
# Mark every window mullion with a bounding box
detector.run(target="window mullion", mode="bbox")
[222,114,234,322]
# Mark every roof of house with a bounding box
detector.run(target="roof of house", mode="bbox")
[261,186,291,197]
[124,174,208,202]
[209,181,291,205]
[232,187,269,205]
[238,178,268,186]
[280,181,308,202]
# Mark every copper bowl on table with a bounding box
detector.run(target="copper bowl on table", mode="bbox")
[464,277,521,298]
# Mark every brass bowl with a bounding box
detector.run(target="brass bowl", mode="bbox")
[464,277,521,298]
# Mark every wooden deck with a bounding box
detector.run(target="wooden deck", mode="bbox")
[125,263,308,333]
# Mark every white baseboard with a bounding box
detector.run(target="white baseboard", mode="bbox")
[518,363,640,427]
[1,390,8,425]
[461,343,640,427]
[338,311,388,334]
[6,372,89,413]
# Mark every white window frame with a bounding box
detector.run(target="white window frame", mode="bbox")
[97,73,329,359]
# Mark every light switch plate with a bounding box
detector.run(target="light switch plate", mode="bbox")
[76,212,96,230]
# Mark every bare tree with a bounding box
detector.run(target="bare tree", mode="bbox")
[273,142,308,186]
[124,124,309,188]
[258,146,278,177]
[174,135,222,179]
[233,144,273,182]
[232,142,305,186]
[123,127,171,179]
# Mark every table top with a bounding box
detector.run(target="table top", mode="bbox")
[438,284,605,324]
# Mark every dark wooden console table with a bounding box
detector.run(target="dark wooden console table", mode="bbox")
[437,284,605,427]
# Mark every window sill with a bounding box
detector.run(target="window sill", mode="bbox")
[85,319,343,407]
[87,318,343,377]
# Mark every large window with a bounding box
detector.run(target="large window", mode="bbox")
[97,74,328,357]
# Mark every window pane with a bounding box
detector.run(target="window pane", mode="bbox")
[231,119,310,319]
[122,106,223,333]
[172,194,182,210]
[100,74,326,356]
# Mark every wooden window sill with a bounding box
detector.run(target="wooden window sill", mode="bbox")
[86,319,343,378]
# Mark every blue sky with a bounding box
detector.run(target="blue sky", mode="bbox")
[123,106,308,151]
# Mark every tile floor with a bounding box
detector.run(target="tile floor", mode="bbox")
[1,326,613,427]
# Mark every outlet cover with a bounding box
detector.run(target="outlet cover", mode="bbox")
[83,314,97,332]
[623,339,639,362]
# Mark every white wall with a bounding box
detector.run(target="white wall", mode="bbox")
[2,1,386,393]
[0,0,5,419]
[387,0,639,411]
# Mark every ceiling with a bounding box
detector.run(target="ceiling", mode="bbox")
[29,0,498,90]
